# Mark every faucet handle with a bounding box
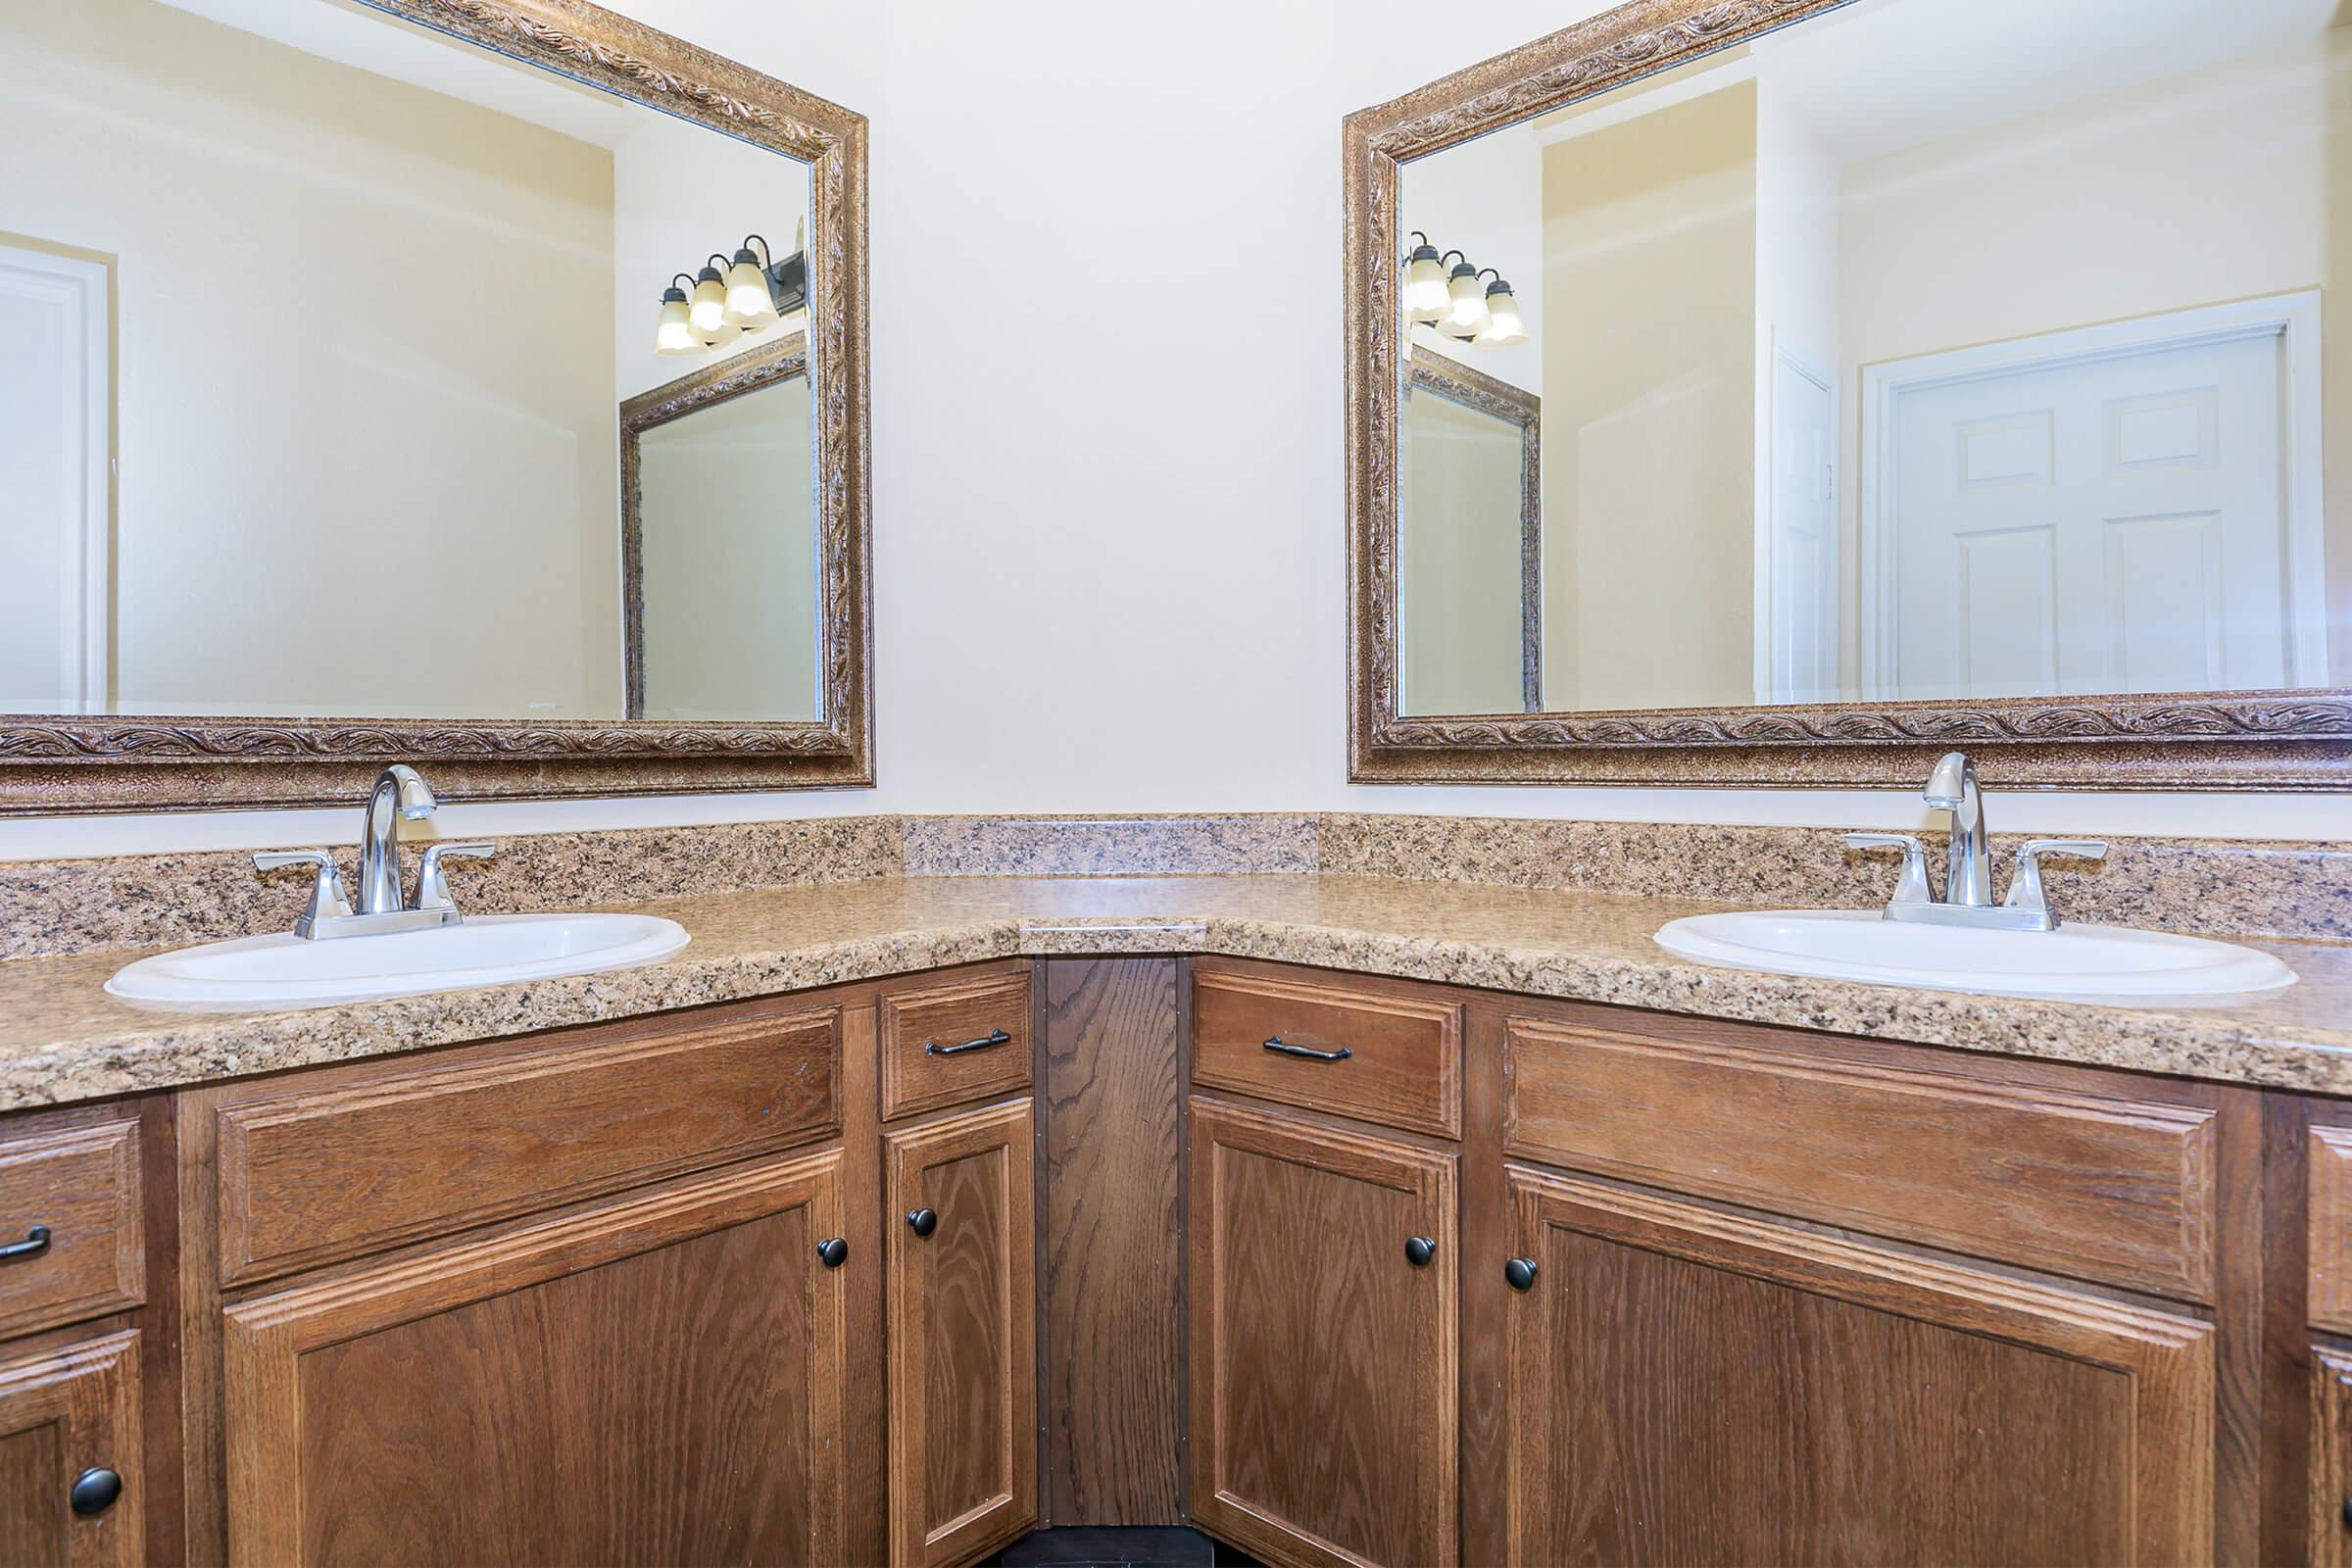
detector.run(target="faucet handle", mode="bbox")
[2002,839,2108,923]
[416,840,497,914]
[254,850,353,936]
[1844,832,1934,907]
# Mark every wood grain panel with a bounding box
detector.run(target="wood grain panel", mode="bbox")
[1503,1165,2213,1567]
[0,1330,144,1568]
[885,1099,1040,1567]
[1504,1013,2217,1299]
[221,1150,848,1567]
[881,966,1033,1121]
[2315,1347,2352,1568]
[1038,957,1185,1526]
[0,1121,142,1341]
[215,1001,839,1285]
[1191,961,1461,1138]
[1187,1096,1457,1568]
[2309,1125,2352,1333]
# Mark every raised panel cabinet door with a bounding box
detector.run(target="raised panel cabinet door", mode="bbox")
[884,1098,1040,1568]
[0,1330,142,1568]
[220,1149,854,1568]
[2315,1348,2352,1568]
[1501,1165,2215,1568]
[1187,1097,1458,1568]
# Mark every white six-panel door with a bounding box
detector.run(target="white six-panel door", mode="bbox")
[0,242,110,712]
[1866,294,2321,703]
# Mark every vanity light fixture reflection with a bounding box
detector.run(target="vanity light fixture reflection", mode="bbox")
[1402,231,1449,322]
[654,221,811,356]
[655,273,699,356]
[1405,233,1523,348]
[1476,272,1527,345]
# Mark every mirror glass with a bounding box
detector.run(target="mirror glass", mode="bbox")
[1396,0,2347,715]
[0,0,818,722]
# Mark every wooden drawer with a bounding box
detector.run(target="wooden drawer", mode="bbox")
[0,1119,143,1340]
[879,965,1031,1121]
[1502,1012,2218,1300]
[1190,962,1461,1139]
[2310,1126,2352,1332]
[215,999,841,1286]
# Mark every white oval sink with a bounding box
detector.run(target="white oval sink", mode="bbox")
[1654,908,2294,1003]
[106,912,690,1012]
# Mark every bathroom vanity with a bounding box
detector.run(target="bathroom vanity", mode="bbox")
[2,860,2347,1568]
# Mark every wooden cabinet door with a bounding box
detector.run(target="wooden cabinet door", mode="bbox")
[0,1331,142,1568]
[1502,1164,2214,1568]
[2315,1348,2352,1568]
[884,1098,1039,1567]
[1187,1097,1457,1568]
[221,1148,853,1567]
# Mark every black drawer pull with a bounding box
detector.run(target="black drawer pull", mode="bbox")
[0,1226,50,1262]
[1262,1036,1350,1062]
[925,1028,1011,1057]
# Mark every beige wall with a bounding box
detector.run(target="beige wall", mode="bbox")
[636,376,818,721]
[1541,82,1758,711]
[1399,386,1527,713]
[1836,35,2351,685]
[0,0,620,718]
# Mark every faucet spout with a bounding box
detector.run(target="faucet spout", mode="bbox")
[1924,751,1991,906]
[357,763,437,915]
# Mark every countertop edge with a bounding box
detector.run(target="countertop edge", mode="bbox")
[5,894,2348,1112]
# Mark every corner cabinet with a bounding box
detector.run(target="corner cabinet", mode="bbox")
[1186,1096,1457,1568]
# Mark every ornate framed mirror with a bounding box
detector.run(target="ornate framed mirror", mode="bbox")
[1346,0,2352,789]
[0,0,870,811]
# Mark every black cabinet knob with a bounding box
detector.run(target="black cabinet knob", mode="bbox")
[1404,1235,1437,1268]
[70,1467,121,1517]
[906,1207,938,1238]
[1503,1257,1539,1292]
[814,1237,849,1268]
[2341,1494,2351,1531]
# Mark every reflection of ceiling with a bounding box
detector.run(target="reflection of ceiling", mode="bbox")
[149,0,642,147]
[1524,0,2333,165]
[1758,0,2335,164]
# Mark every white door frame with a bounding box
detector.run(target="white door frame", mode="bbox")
[1759,329,1838,704]
[0,242,111,711]
[1856,290,2325,699]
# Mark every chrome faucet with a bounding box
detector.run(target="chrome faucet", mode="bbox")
[359,763,438,915]
[253,764,496,940]
[1845,751,2107,932]
[1923,751,1991,907]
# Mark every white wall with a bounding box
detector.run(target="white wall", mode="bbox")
[3,0,2345,857]
[1400,122,1544,397]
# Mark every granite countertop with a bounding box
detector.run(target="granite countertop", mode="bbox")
[1,872,2348,1111]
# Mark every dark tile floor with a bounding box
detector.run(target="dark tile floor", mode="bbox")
[984,1525,1257,1568]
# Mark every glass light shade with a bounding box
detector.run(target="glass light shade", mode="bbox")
[722,259,779,326]
[655,296,698,356]
[1402,255,1448,322]
[689,274,728,335]
[1478,286,1528,346]
[1446,270,1491,335]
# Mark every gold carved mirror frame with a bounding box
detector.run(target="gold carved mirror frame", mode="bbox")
[1345,0,2352,790]
[0,0,871,813]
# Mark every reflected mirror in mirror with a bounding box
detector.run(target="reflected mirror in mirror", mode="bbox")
[0,0,817,722]
[1396,0,2346,716]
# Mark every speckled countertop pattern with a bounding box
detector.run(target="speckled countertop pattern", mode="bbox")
[2,874,2348,1111]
